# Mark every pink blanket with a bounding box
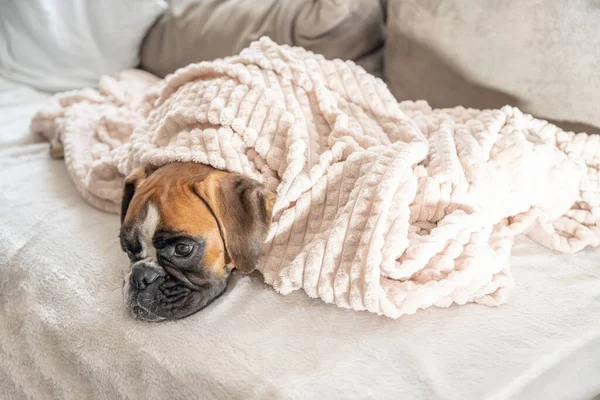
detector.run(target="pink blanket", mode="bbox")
[31,38,600,318]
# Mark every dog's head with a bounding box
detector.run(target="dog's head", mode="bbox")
[119,162,274,322]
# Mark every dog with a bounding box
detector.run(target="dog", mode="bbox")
[120,162,275,321]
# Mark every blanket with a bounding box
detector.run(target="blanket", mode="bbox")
[31,37,600,318]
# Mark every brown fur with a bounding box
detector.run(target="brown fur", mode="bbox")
[194,171,275,274]
[121,162,274,277]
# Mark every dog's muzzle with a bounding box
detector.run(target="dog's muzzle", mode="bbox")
[122,260,228,322]
[123,260,168,322]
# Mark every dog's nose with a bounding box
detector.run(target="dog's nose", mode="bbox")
[131,264,161,291]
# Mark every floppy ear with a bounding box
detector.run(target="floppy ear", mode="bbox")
[120,166,156,224]
[194,173,275,274]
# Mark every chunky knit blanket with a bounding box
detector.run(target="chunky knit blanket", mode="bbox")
[31,38,600,318]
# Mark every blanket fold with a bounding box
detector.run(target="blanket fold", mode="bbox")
[31,37,600,318]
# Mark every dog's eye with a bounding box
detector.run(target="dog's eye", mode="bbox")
[174,243,193,257]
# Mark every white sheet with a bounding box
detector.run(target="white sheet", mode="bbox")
[1,76,599,400]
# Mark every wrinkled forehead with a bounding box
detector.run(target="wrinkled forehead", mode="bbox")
[121,177,219,237]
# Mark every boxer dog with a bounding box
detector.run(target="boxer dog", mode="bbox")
[120,162,275,322]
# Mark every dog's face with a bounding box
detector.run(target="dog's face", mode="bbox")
[119,162,274,322]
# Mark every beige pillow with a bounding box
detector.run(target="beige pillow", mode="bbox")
[141,0,385,78]
[385,0,600,133]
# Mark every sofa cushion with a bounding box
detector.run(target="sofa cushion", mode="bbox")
[0,0,167,91]
[140,0,385,78]
[385,0,600,132]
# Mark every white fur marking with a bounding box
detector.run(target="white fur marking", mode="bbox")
[141,203,160,260]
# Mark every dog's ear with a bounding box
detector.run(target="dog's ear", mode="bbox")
[120,166,156,224]
[194,173,275,274]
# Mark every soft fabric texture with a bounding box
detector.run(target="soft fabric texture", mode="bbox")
[0,0,166,91]
[32,38,600,319]
[385,0,600,133]
[4,70,600,400]
[140,0,385,78]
